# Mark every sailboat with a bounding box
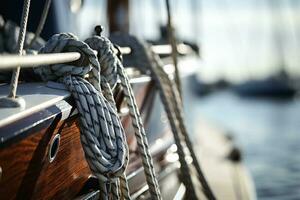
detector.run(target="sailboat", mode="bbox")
[0,0,256,199]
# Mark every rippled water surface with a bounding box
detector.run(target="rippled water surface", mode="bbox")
[183,79,300,200]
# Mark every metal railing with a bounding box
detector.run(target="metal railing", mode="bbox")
[0,41,195,108]
[0,44,193,69]
[0,52,81,69]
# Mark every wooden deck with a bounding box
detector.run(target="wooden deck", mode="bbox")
[193,119,257,200]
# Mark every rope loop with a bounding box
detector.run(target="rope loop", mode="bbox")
[36,33,130,199]
[86,34,162,200]
[63,75,128,182]
[35,33,101,90]
[85,36,119,90]
[109,33,152,74]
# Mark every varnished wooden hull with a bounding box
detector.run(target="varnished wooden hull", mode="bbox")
[0,80,180,199]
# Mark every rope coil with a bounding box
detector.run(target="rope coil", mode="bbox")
[85,35,161,200]
[0,0,216,198]
[35,33,161,200]
[36,33,129,199]
[0,20,215,198]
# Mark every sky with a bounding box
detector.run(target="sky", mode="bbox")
[129,0,300,83]
[63,0,300,83]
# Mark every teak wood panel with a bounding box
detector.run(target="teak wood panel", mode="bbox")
[0,117,89,200]
[0,81,157,200]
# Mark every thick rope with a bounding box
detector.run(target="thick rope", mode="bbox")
[149,51,216,200]
[35,33,131,200]
[35,33,162,199]
[85,36,161,200]
[8,0,31,98]
[110,34,197,199]
[110,34,216,200]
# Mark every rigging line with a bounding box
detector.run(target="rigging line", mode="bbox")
[28,0,52,48]
[165,0,182,100]
[150,50,216,200]
[109,33,216,199]
[164,2,216,198]
[8,0,31,98]
[121,35,215,198]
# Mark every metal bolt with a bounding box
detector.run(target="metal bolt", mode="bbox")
[94,25,104,36]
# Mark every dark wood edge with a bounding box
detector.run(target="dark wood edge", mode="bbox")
[0,79,155,148]
[0,104,67,149]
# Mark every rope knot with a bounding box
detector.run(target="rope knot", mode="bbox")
[35,33,131,199]
[85,35,162,199]
[85,36,119,89]
[34,33,161,199]
[35,33,101,90]
[110,33,152,74]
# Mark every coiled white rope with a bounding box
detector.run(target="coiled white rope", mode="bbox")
[85,35,161,200]
[35,33,161,200]
[0,0,212,199]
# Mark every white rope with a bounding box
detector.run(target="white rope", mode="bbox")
[109,34,216,200]
[28,0,52,48]
[85,35,161,200]
[165,0,182,99]
[149,51,216,200]
[8,0,31,98]
[35,33,161,200]
[1,12,161,199]
[35,33,129,199]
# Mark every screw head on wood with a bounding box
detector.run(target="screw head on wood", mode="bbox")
[94,25,104,36]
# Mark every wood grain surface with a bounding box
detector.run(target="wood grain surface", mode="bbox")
[0,81,175,199]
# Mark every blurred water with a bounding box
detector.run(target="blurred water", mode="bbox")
[182,78,300,200]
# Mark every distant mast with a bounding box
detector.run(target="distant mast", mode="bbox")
[107,0,129,33]
[269,1,285,75]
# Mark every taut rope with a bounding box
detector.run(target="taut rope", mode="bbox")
[148,51,216,200]
[28,0,52,48]
[110,33,216,200]
[8,0,31,99]
[165,0,182,99]
[1,0,215,199]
